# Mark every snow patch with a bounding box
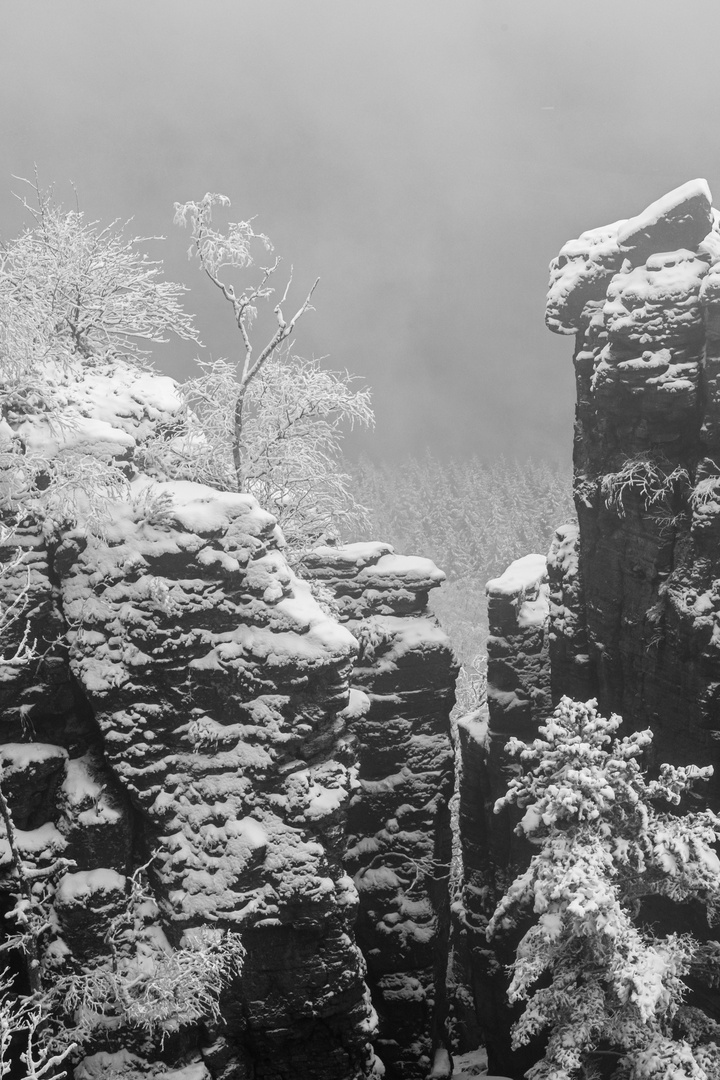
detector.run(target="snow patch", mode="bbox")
[0,743,68,772]
[617,178,712,250]
[486,554,547,599]
[55,868,126,905]
[0,822,66,863]
[340,688,371,721]
[428,1047,451,1078]
[311,541,394,568]
[75,1050,211,1080]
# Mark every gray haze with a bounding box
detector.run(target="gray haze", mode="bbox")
[2,1,720,466]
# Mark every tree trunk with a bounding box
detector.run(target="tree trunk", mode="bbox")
[233,391,246,493]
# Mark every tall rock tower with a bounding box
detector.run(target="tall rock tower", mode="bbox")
[458,179,720,1076]
[546,178,720,779]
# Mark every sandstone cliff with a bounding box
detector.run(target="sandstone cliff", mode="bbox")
[458,178,720,1075]
[0,359,455,1079]
[303,543,457,1077]
[546,177,720,778]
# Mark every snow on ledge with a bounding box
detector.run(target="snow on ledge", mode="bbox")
[310,541,394,567]
[486,553,547,598]
[617,177,712,250]
[486,554,549,630]
[0,743,68,772]
[55,868,127,905]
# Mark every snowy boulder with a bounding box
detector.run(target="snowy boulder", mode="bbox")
[486,553,549,636]
[304,541,446,617]
[617,178,713,264]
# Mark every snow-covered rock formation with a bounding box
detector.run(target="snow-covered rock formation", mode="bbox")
[545,177,720,771]
[0,360,455,1079]
[455,555,551,1077]
[302,543,457,1077]
[458,178,720,1075]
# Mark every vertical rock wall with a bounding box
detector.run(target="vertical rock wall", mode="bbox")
[58,486,380,1080]
[456,555,550,1077]
[0,363,389,1080]
[546,177,720,783]
[459,177,720,1075]
[302,543,457,1080]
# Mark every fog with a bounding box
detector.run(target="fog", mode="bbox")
[2,1,720,465]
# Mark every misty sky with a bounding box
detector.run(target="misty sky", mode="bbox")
[2,1,720,467]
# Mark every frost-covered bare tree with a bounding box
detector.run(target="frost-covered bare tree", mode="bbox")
[0,178,198,537]
[170,193,374,547]
[49,863,245,1050]
[153,350,374,546]
[2,175,197,375]
[1,182,374,548]
[173,193,319,493]
[0,987,74,1080]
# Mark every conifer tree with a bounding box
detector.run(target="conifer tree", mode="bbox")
[488,697,720,1080]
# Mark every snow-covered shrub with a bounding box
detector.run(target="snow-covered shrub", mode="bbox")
[56,881,245,1047]
[2,176,197,374]
[0,975,75,1080]
[0,526,37,671]
[186,713,221,754]
[0,179,197,538]
[0,845,244,1061]
[487,696,720,1080]
[2,450,130,541]
[452,650,487,718]
[601,453,690,525]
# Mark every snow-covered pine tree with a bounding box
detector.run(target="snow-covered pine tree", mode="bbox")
[487,696,720,1080]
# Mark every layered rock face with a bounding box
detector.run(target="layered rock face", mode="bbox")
[58,484,378,1079]
[458,179,720,1074]
[302,544,458,1080]
[0,360,457,1079]
[455,555,551,1077]
[546,177,720,781]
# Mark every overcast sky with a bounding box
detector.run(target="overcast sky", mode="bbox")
[2,1,720,466]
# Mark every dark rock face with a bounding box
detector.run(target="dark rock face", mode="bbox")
[0,359,456,1079]
[459,178,720,1074]
[456,556,550,1078]
[547,177,720,782]
[0,362,392,1079]
[58,487,378,1079]
[302,543,458,1080]
[481,554,550,872]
